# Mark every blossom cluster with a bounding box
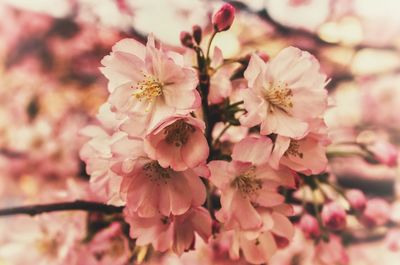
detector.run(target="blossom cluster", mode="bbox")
[80,3,331,263]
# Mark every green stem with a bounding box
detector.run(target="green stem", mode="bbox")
[206,31,217,62]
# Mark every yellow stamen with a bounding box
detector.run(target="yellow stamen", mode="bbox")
[132,73,163,102]
[265,81,293,113]
[164,120,196,147]
[231,166,262,196]
[284,140,304,158]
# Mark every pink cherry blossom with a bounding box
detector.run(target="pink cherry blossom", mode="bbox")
[144,114,209,171]
[226,206,295,264]
[321,202,347,231]
[82,222,131,265]
[299,214,321,239]
[361,198,391,227]
[102,34,200,136]
[345,189,366,212]
[209,137,295,230]
[240,47,328,138]
[124,206,211,255]
[112,136,207,217]
[208,47,233,105]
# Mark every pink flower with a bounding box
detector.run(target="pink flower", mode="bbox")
[209,137,295,230]
[208,47,233,105]
[212,3,235,32]
[124,206,212,255]
[112,136,207,217]
[269,118,329,174]
[361,198,390,227]
[102,34,200,136]
[299,214,321,239]
[321,202,347,231]
[226,206,295,264]
[240,47,328,138]
[315,234,349,265]
[144,115,209,171]
[368,140,398,167]
[345,189,366,212]
[85,222,131,265]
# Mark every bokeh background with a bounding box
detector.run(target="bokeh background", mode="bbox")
[0,1,399,264]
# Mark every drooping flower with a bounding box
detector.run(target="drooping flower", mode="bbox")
[240,47,328,138]
[112,136,207,217]
[144,114,208,171]
[101,34,200,136]
[124,206,212,255]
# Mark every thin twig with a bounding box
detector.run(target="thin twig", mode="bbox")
[0,200,123,217]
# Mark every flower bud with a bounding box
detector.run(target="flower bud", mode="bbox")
[180,31,194,48]
[361,198,390,227]
[299,214,321,239]
[212,3,235,32]
[256,51,270,62]
[321,202,347,231]
[192,25,202,45]
[345,189,366,212]
[368,140,398,167]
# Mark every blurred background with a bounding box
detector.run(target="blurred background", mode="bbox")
[0,1,399,264]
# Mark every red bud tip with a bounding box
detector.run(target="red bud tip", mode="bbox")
[212,3,235,32]
[192,25,202,45]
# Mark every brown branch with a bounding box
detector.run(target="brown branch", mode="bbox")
[0,200,124,217]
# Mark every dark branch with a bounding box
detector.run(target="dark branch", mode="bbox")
[0,200,124,217]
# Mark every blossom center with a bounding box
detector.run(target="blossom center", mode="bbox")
[132,73,163,101]
[164,120,196,147]
[284,140,303,158]
[143,161,173,184]
[231,166,262,196]
[36,237,59,257]
[265,82,293,113]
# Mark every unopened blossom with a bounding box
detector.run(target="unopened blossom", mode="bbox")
[321,202,347,231]
[101,34,200,136]
[299,214,321,239]
[144,115,208,171]
[240,47,328,138]
[112,136,207,217]
[209,137,294,230]
[212,3,235,32]
[124,206,211,255]
[361,198,390,227]
[345,189,366,212]
[368,140,398,167]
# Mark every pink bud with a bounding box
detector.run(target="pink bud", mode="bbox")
[212,3,235,32]
[321,202,347,231]
[299,214,321,238]
[369,140,398,167]
[361,198,390,227]
[180,31,194,48]
[256,51,270,62]
[345,189,366,212]
[192,25,202,44]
